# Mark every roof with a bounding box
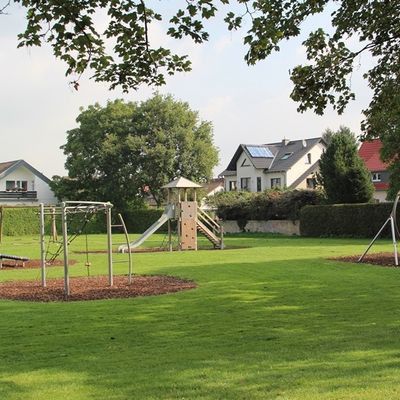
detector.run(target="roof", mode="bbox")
[358,139,388,172]
[288,161,320,189]
[162,177,203,189]
[203,178,224,194]
[223,137,325,173]
[0,160,51,184]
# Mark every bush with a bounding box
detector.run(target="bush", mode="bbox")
[300,203,395,237]
[208,189,323,222]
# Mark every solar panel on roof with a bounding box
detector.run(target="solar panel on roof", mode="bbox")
[246,146,274,158]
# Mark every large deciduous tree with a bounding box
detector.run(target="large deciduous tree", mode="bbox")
[318,127,374,204]
[51,95,219,210]
[4,1,398,112]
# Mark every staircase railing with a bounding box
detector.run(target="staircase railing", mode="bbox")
[197,207,224,249]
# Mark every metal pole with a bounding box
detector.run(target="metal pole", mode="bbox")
[358,217,390,262]
[168,219,172,252]
[39,203,46,287]
[61,202,70,297]
[390,216,399,266]
[106,205,113,286]
[0,206,3,244]
[118,213,132,284]
[51,207,58,241]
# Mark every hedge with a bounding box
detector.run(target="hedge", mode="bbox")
[121,209,168,233]
[0,206,170,237]
[0,207,41,236]
[300,203,395,237]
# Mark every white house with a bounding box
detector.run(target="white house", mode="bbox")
[0,160,57,205]
[220,138,326,192]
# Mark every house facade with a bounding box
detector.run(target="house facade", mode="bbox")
[220,138,326,192]
[358,139,389,202]
[0,160,57,205]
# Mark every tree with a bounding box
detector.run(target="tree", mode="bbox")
[318,127,374,204]
[4,0,398,115]
[362,84,400,200]
[51,94,219,210]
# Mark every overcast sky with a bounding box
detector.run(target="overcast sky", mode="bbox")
[1,3,373,179]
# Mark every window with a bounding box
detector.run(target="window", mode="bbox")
[6,180,28,191]
[306,178,316,189]
[270,178,281,189]
[306,153,312,164]
[229,180,237,191]
[6,181,14,191]
[372,173,381,182]
[241,177,251,191]
[281,152,293,160]
[257,177,262,192]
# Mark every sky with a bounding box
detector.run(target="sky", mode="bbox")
[1,3,374,179]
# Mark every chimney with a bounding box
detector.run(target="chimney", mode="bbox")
[302,139,307,148]
[282,138,290,146]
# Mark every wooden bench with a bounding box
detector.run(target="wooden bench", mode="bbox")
[0,254,30,268]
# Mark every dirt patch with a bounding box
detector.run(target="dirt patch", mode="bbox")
[0,259,76,270]
[333,252,399,267]
[0,275,196,302]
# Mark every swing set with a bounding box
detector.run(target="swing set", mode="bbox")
[39,201,132,297]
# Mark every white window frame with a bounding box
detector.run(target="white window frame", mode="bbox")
[372,173,382,182]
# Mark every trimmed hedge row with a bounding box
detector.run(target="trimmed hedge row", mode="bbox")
[0,207,41,236]
[122,209,167,233]
[300,203,395,238]
[0,206,169,237]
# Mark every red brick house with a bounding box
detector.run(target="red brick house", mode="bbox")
[358,139,389,202]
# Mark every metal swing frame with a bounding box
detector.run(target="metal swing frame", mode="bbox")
[359,191,400,266]
[39,201,114,297]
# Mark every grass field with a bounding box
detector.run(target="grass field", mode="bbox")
[1,233,400,399]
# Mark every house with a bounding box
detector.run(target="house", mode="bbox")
[203,178,224,197]
[219,137,326,192]
[358,139,389,202]
[200,178,225,209]
[0,160,57,205]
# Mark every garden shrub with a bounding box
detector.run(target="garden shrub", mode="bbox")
[208,189,323,221]
[300,203,395,237]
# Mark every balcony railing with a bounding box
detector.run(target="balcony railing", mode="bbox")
[0,191,38,200]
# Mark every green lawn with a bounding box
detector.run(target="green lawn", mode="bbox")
[1,233,400,399]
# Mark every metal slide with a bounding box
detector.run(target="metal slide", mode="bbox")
[118,204,175,253]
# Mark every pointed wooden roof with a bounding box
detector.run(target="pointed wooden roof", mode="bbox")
[162,177,202,189]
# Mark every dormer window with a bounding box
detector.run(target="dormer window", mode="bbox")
[281,152,293,160]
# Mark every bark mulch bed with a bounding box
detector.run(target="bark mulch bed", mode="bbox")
[0,259,76,270]
[333,252,399,267]
[0,275,197,302]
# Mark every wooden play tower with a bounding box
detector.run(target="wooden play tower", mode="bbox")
[162,177,224,251]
